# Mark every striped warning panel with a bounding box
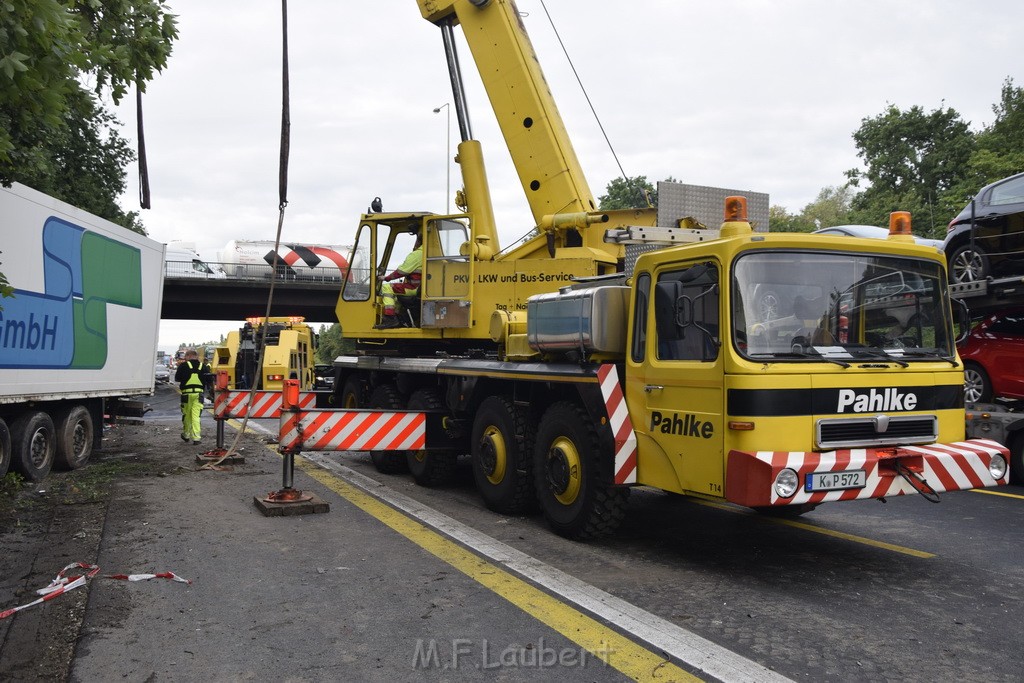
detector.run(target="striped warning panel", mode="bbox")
[598,364,638,485]
[279,410,425,452]
[730,438,1008,507]
[213,390,316,419]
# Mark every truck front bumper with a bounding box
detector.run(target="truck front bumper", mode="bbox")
[725,439,1009,508]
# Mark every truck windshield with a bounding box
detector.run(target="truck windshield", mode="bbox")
[732,250,954,362]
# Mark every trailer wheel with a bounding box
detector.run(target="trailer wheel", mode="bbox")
[0,418,10,478]
[406,389,456,487]
[533,401,628,540]
[10,411,56,482]
[54,405,94,470]
[471,395,537,514]
[368,384,408,474]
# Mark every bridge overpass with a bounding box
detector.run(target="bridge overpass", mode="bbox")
[161,262,342,323]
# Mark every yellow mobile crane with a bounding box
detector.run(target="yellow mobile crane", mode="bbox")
[297,0,1008,540]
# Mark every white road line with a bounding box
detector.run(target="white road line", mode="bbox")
[303,451,791,683]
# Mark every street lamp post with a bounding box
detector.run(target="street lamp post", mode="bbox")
[433,103,451,213]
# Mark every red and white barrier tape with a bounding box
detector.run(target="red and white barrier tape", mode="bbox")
[1,562,190,620]
[106,572,191,584]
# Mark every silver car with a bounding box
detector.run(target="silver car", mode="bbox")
[813,224,943,249]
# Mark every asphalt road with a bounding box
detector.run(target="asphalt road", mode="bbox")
[4,382,1021,681]
[315,440,1024,682]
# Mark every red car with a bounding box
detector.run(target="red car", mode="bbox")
[958,308,1024,402]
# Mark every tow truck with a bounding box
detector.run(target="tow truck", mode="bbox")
[212,316,317,392]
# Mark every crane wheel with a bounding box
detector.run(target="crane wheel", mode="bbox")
[405,389,456,487]
[471,395,537,515]
[533,401,627,540]
[339,375,368,409]
[368,384,409,474]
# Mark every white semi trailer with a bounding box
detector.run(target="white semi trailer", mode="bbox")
[0,183,165,481]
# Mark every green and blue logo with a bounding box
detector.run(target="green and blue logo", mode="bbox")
[0,218,143,369]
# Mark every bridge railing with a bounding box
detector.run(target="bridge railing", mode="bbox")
[164,260,371,285]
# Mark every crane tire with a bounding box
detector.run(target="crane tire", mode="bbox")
[533,401,628,540]
[471,395,537,515]
[368,384,408,474]
[406,389,456,487]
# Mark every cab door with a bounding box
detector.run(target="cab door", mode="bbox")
[626,260,725,497]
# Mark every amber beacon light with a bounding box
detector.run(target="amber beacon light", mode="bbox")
[724,196,748,222]
[889,211,913,236]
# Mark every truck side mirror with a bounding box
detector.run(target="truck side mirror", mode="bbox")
[953,299,972,344]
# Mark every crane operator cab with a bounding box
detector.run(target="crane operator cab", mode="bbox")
[340,213,475,333]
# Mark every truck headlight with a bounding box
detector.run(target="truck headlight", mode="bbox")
[989,454,1007,481]
[773,468,799,498]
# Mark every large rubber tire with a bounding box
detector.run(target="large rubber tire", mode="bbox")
[948,242,990,283]
[368,384,408,474]
[10,411,56,482]
[0,418,10,478]
[963,361,992,403]
[340,375,368,409]
[533,401,628,540]
[471,395,537,514]
[406,389,456,487]
[53,404,94,470]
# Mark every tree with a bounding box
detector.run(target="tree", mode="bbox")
[598,176,653,210]
[946,78,1024,207]
[0,0,178,231]
[769,204,809,232]
[317,324,355,363]
[801,185,854,230]
[846,103,975,238]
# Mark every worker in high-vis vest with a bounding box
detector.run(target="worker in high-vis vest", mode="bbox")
[375,234,423,329]
[174,348,212,443]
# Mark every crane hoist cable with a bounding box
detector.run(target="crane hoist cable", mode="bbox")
[537,0,650,209]
[201,0,292,470]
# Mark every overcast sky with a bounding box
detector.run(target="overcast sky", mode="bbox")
[118,0,1024,352]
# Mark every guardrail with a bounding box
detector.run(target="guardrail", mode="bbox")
[164,260,371,285]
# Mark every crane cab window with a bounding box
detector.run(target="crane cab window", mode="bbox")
[653,262,720,362]
[429,218,469,260]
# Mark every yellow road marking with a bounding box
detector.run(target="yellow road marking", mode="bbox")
[294,458,700,682]
[689,499,935,559]
[972,487,1024,500]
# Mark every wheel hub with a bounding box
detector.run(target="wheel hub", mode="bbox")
[480,426,506,485]
[545,436,581,505]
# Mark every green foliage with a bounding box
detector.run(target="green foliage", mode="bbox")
[802,186,855,230]
[317,324,355,363]
[599,176,653,210]
[15,89,145,232]
[846,103,974,238]
[769,205,812,232]
[0,0,177,231]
